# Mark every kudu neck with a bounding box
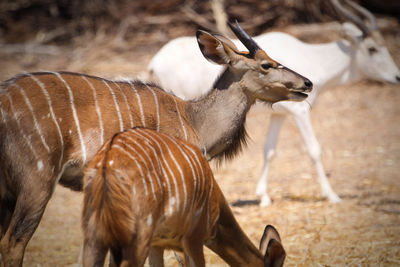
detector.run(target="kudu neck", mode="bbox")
[210,197,264,266]
[188,67,251,159]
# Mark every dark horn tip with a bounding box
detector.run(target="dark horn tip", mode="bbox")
[227,19,261,56]
[227,19,239,31]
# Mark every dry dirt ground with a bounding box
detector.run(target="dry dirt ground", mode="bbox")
[0,26,399,266]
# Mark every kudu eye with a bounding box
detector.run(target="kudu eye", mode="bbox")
[261,63,272,70]
[368,47,378,54]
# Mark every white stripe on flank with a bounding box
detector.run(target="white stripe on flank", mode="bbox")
[124,133,162,191]
[172,97,187,141]
[132,129,176,215]
[197,169,210,223]
[37,160,44,171]
[0,107,5,124]
[53,159,73,193]
[182,143,204,179]
[128,81,146,127]
[114,82,134,128]
[102,80,124,132]
[182,143,204,206]
[52,72,87,162]
[145,84,160,131]
[14,83,50,153]
[128,130,163,178]
[179,144,200,210]
[207,178,214,228]
[163,135,197,213]
[145,130,187,213]
[6,93,38,158]
[82,76,104,145]
[147,214,153,226]
[132,185,137,197]
[116,139,157,201]
[113,144,149,197]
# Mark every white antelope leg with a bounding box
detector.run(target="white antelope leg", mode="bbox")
[292,108,341,203]
[256,113,286,207]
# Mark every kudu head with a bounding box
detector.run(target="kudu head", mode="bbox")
[332,0,400,84]
[196,21,313,103]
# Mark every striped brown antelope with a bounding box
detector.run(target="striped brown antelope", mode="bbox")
[0,22,311,266]
[82,127,286,267]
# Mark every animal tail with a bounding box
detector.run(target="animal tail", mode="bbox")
[82,137,135,247]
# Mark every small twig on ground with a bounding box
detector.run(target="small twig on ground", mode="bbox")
[174,252,184,267]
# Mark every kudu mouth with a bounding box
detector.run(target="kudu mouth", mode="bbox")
[288,91,309,101]
[265,83,310,102]
[280,65,313,101]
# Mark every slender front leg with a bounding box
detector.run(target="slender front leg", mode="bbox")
[0,174,54,267]
[82,237,108,267]
[256,113,286,207]
[149,247,164,267]
[292,109,341,203]
[0,195,15,240]
[183,237,205,267]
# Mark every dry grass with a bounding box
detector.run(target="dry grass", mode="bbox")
[1,23,399,267]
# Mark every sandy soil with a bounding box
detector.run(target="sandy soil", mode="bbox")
[1,28,399,266]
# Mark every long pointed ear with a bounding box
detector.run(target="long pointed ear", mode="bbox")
[264,239,286,267]
[196,30,240,65]
[260,225,282,253]
[260,225,286,267]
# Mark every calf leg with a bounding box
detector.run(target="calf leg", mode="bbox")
[119,219,154,267]
[149,247,164,267]
[183,237,205,267]
[82,236,108,267]
[120,237,151,267]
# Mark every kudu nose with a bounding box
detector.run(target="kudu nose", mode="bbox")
[304,79,313,90]
[396,75,400,82]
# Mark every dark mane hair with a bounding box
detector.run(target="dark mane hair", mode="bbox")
[213,112,249,164]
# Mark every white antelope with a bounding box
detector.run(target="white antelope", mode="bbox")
[82,127,286,267]
[0,22,311,266]
[148,0,400,206]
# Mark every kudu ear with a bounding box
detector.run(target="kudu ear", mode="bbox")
[196,30,240,65]
[260,225,286,267]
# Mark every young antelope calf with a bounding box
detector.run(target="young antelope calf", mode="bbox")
[82,127,285,267]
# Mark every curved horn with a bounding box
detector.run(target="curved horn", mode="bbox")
[227,20,261,57]
[344,0,377,31]
[331,0,370,37]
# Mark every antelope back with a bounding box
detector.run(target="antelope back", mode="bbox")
[82,127,220,248]
[0,72,198,189]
